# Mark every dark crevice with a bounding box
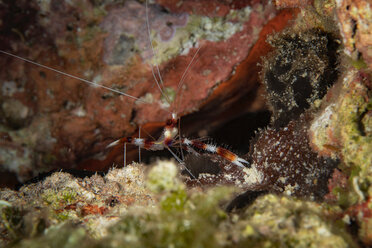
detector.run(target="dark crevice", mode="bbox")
[226,190,268,212]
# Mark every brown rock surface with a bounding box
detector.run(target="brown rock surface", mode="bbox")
[0,0,295,185]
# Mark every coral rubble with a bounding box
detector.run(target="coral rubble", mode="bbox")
[0,161,357,247]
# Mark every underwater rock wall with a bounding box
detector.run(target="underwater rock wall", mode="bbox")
[0,0,279,183]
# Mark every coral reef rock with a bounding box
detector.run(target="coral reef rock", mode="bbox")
[0,0,276,183]
[0,161,357,248]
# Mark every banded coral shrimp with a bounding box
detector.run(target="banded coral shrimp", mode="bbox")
[0,0,278,188]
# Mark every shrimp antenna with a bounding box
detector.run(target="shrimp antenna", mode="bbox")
[0,50,148,103]
[145,0,171,105]
[174,45,201,115]
[177,46,201,93]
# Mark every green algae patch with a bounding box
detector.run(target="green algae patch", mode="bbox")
[310,69,372,199]
[12,223,93,248]
[106,187,233,248]
[1,161,237,248]
[146,160,184,193]
[41,188,77,208]
[160,189,188,212]
[309,68,372,244]
[0,162,359,247]
[0,204,49,244]
[1,205,24,240]
[238,194,356,248]
[3,188,357,248]
[333,70,372,174]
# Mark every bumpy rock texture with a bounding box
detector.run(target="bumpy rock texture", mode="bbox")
[0,0,281,183]
[309,69,372,245]
[1,0,371,246]
[0,161,358,247]
[249,114,338,200]
[262,28,340,128]
[335,0,372,70]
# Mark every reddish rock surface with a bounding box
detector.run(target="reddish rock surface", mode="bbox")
[0,0,296,185]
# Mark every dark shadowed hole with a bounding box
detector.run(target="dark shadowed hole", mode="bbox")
[208,111,271,154]
[292,75,313,108]
[226,190,268,212]
[265,71,286,95]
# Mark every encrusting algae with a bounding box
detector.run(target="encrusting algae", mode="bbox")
[0,161,358,247]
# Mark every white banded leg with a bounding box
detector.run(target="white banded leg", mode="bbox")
[166,147,196,180]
